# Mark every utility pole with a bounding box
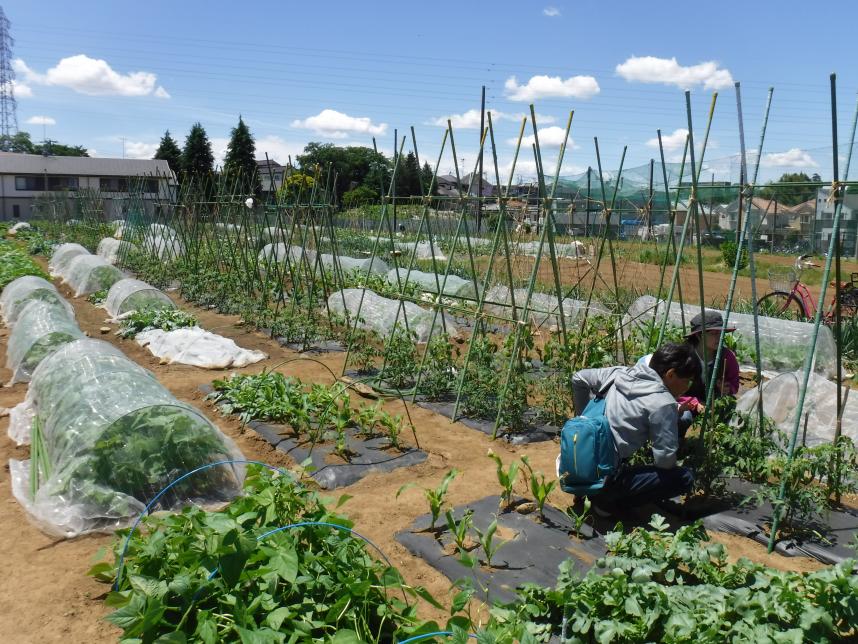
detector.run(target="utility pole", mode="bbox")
[0,6,18,149]
[121,137,126,159]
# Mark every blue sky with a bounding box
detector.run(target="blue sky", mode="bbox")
[4,0,858,184]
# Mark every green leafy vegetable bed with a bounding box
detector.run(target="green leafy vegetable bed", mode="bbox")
[0,239,49,287]
[118,307,197,338]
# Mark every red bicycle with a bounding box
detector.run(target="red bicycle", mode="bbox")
[756,255,858,321]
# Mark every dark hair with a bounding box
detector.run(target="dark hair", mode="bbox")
[649,342,701,380]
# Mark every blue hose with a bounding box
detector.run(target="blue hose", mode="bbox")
[396,632,478,643]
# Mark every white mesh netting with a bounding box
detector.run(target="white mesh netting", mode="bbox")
[327,288,457,342]
[5,299,84,383]
[0,276,74,328]
[62,254,124,297]
[483,285,609,327]
[104,278,175,318]
[387,268,477,298]
[625,295,837,377]
[9,337,244,537]
[735,371,858,447]
[96,237,136,265]
[258,243,317,266]
[49,243,90,276]
[395,241,447,261]
[320,254,389,275]
[143,234,184,260]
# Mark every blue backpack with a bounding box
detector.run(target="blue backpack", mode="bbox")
[558,397,617,496]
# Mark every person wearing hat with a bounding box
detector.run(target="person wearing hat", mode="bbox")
[638,310,740,435]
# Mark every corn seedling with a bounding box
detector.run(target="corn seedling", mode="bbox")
[521,455,556,519]
[487,449,519,512]
[398,468,459,532]
[565,498,591,538]
[473,518,506,569]
[445,508,474,554]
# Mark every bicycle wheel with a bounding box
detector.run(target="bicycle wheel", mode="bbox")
[756,291,808,320]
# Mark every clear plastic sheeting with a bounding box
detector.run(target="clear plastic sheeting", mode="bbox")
[735,372,858,447]
[10,338,245,537]
[626,295,837,377]
[8,221,31,235]
[135,326,268,368]
[395,241,447,261]
[96,237,135,265]
[258,243,317,267]
[104,278,175,318]
[49,243,89,276]
[512,240,588,259]
[5,300,84,383]
[258,226,287,245]
[0,276,73,328]
[387,268,477,298]
[320,254,389,276]
[111,219,128,239]
[143,234,184,260]
[483,285,609,328]
[63,254,124,297]
[327,288,457,342]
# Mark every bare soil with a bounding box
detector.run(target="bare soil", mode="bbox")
[0,261,827,643]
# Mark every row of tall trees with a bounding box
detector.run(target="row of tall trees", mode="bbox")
[154,117,259,194]
[0,131,89,156]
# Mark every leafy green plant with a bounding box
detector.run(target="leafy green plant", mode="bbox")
[487,449,519,512]
[380,412,407,450]
[0,240,49,287]
[535,335,575,425]
[398,468,459,533]
[445,508,475,554]
[520,455,556,520]
[497,325,533,433]
[565,497,591,538]
[93,466,441,642]
[473,518,506,569]
[720,239,748,270]
[419,332,456,400]
[118,307,197,338]
[87,288,108,306]
[380,323,417,389]
[461,333,499,419]
[485,514,858,642]
[345,326,381,374]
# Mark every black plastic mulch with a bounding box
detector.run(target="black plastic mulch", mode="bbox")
[200,385,427,489]
[396,494,606,604]
[415,400,560,445]
[699,478,858,565]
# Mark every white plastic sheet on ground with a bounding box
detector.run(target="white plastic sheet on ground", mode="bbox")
[96,237,136,265]
[512,240,587,259]
[49,243,90,276]
[62,254,124,297]
[7,221,31,235]
[143,233,184,260]
[320,253,389,276]
[258,226,287,245]
[395,241,447,261]
[0,276,74,328]
[735,371,857,447]
[387,268,477,298]
[483,285,609,327]
[104,278,175,319]
[135,326,268,368]
[5,300,84,383]
[327,288,458,342]
[626,295,837,377]
[8,337,244,537]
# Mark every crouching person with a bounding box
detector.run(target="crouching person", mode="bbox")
[559,342,701,516]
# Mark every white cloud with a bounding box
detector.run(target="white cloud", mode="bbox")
[12,80,32,98]
[210,137,229,167]
[428,108,556,129]
[291,109,387,138]
[87,148,98,157]
[646,128,688,151]
[13,55,168,97]
[762,148,819,168]
[124,140,159,159]
[543,6,561,16]
[616,56,733,90]
[255,135,306,166]
[510,126,576,149]
[26,115,55,126]
[504,74,600,101]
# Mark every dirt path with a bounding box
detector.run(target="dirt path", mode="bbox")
[0,262,826,643]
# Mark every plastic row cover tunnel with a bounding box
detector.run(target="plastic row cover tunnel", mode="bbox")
[96,237,136,265]
[327,288,458,342]
[625,295,837,377]
[62,254,124,297]
[0,276,74,328]
[5,299,84,383]
[104,278,175,318]
[11,338,245,537]
[49,243,89,276]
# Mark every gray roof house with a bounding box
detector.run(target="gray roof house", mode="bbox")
[0,153,174,221]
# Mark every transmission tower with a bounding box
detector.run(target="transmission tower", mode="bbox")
[0,6,17,149]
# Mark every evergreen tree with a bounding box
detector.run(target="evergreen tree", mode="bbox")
[420,161,435,195]
[395,151,422,197]
[153,130,182,176]
[223,116,260,195]
[181,123,215,187]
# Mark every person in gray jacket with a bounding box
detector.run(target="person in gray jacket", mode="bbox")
[570,342,701,515]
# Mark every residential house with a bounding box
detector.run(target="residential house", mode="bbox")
[435,174,460,198]
[256,159,285,196]
[461,172,496,197]
[814,187,858,257]
[0,153,174,221]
